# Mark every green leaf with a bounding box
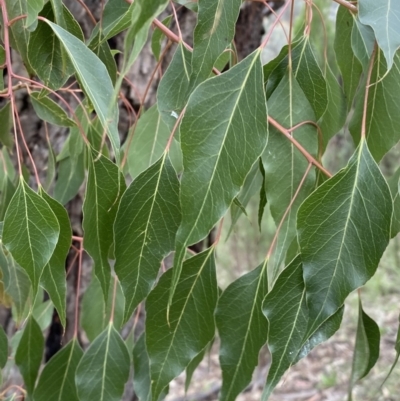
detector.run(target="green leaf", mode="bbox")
[15,316,44,394]
[33,299,54,331]
[0,325,8,369]
[34,339,83,401]
[114,154,180,322]
[89,33,118,85]
[54,153,85,205]
[146,248,218,401]
[261,257,308,401]
[173,50,268,299]
[132,333,169,401]
[157,43,192,130]
[0,177,16,221]
[39,190,71,328]
[49,0,65,27]
[28,3,84,90]
[295,306,344,362]
[0,102,14,148]
[83,152,125,301]
[3,178,60,292]
[80,274,125,342]
[297,139,392,336]
[351,17,375,70]
[44,20,120,160]
[334,6,363,110]
[133,334,151,401]
[229,161,263,231]
[26,0,44,28]
[30,92,76,127]
[126,105,172,179]
[185,345,209,393]
[189,0,242,89]
[388,168,400,238]
[100,0,132,39]
[216,262,268,401]
[5,0,33,74]
[317,65,347,149]
[44,138,57,191]
[262,73,316,281]
[359,0,400,71]
[0,247,31,323]
[350,51,400,162]
[128,0,168,39]
[75,323,130,401]
[265,38,328,120]
[348,299,380,400]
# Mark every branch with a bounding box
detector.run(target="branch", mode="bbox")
[152,16,332,179]
[332,0,357,13]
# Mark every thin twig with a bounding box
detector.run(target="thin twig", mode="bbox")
[332,0,357,13]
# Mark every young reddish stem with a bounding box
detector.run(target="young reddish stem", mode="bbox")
[8,14,27,26]
[268,116,332,178]
[1,0,23,175]
[288,120,324,161]
[259,0,291,49]
[213,218,225,247]
[121,42,172,169]
[166,106,186,151]
[151,17,332,178]
[333,0,357,13]
[75,0,97,25]
[361,44,377,140]
[66,249,80,277]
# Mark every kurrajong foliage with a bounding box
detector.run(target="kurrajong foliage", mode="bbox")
[0,0,399,400]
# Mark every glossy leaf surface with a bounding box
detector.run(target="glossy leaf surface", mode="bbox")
[83,152,125,300]
[173,49,268,297]
[348,299,380,399]
[3,178,60,292]
[34,339,83,401]
[262,257,307,400]
[114,154,180,322]
[75,324,130,401]
[350,51,400,162]
[15,317,44,394]
[298,140,392,336]
[146,249,218,401]
[262,74,316,280]
[39,189,71,328]
[216,262,268,401]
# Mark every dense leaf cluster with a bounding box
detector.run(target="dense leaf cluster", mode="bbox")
[0,0,399,400]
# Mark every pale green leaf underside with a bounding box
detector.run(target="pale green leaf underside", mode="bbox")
[359,0,400,70]
[44,20,120,160]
